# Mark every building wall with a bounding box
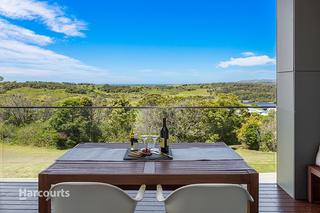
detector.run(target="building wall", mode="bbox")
[277,0,320,199]
[294,0,320,199]
[277,0,295,198]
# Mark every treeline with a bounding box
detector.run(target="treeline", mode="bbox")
[0,94,276,152]
[0,81,95,94]
[204,83,276,102]
[0,78,276,151]
[0,81,276,102]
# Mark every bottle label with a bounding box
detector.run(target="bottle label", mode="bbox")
[132,143,137,150]
[160,139,165,148]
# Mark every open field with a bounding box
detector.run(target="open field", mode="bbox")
[0,143,276,178]
[236,148,276,173]
[0,143,67,178]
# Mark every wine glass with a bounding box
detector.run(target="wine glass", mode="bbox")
[151,135,159,153]
[141,135,148,150]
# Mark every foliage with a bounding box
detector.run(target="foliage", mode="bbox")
[49,96,101,149]
[171,107,207,142]
[237,111,276,152]
[14,122,58,147]
[0,122,17,142]
[260,111,277,152]
[0,76,3,81]
[136,94,249,144]
[205,82,276,102]
[0,81,276,151]
[135,94,174,138]
[65,87,89,94]
[99,98,137,142]
[0,81,276,103]
[0,121,58,147]
[1,94,36,126]
[237,115,262,150]
[101,85,143,93]
[138,94,169,106]
[202,94,248,144]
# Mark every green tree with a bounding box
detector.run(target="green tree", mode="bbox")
[172,107,207,142]
[100,98,137,142]
[136,94,177,139]
[2,94,35,126]
[203,94,248,145]
[0,122,17,143]
[137,94,172,106]
[14,122,58,147]
[237,115,262,150]
[0,76,3,81]
[135,94,248,144]
[50,96,101,149]
[260,111,277,152]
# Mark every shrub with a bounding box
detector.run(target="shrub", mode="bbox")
[0,122,17,143]
[237,116,261,150]
[259,111,277,152]
[260,131,276,152]
[203,94,248,145]
[100,98,136,142]
[50,96,101,149]
[1,95,35,126]
[13,122,58,147]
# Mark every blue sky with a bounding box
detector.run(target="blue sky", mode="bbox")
[0,0,276,84]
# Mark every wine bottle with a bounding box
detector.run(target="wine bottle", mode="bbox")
[160,118,169,154]
[130,130,136,150]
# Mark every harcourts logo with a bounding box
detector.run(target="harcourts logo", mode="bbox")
[19,188,70,200]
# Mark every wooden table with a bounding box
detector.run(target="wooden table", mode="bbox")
[38,143,259,213]
[308,165,320,203]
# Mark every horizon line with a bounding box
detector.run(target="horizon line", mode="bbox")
[0,79,276,86]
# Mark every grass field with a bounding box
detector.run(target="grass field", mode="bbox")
[0,143,67,178]
[0,143,276,178]
[176,89,210,97]
[1,88,73,105]
[235,148,276,173]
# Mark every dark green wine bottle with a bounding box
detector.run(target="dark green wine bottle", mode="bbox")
[160,118,169,154]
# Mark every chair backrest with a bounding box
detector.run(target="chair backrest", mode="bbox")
[164,184,253,213]
[49,182,137,213]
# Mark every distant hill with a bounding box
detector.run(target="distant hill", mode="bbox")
[237,79,276,85]
[0,80,276,105]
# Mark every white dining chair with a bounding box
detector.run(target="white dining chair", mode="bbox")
[156,184,254,213]
[48,182,146,213]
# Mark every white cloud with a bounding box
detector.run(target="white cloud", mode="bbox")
[0,38,109,79]
[0,18,53,46]
[0,0,115,82]
[0,66,51,77]
[217,54,276,68]
[241,52,255,57]
[0,0,86,37]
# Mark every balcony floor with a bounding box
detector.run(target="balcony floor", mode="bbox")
[1,181,320,213]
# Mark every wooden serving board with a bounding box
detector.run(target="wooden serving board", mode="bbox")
[123,148,173,161]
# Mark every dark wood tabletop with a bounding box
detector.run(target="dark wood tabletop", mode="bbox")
[39,142,259,213]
